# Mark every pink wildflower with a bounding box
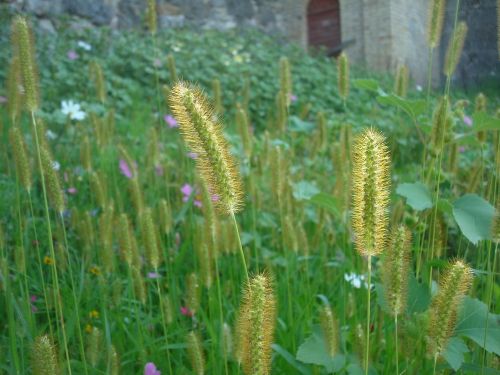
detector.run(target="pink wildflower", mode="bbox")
[67,187,77,195]
[119,159,133,179]
[67,50,79,60]
[187,152,198,159]
[180,306,193,317]
[463,115,473,127]
[147,272,161,279]
[181,184,193,202]
[164,114,178,128]
[144,362,161,375]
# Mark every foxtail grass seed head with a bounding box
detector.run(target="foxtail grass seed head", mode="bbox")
[320,305,339,358]
[427,260,473,358]
[167,54,178,82]
[86,326,103,367]
[237,272,276,375]
[80,136,92,171]
[382,225,411,316]
[337,52,349,101]
[146,0,157,34]
[186,272,200,314]
[394,64,409,98]
[9,126,32,191]
[475,93,487,143]
[169,82,244,215]
[89,61,106,103]
[40,146,64,213]
[351,128,391,256]
[31,335,59,375]
[430,96,451,154]
[11,16,39,111]
[187,331,205,375]
[428,0,446,48]
[6,55,23,123]
[132,266,146,304]
[316,111,327,151]
[110,345,120,375]
[444,21,468,77]
[158,198,172,234]
[236,105,252,159]
[90,172,106,209]
[141,207,160,269]
[99,204,115,273]
[275,90,287,133]
[279,57,292,106]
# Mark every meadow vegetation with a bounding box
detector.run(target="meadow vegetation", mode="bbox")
[0,1,499,374]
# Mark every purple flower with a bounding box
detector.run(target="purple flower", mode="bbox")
[187,152,198,159]
[147,272,161,279]
[194,200,202,208]
[67,187,78,195]
[67,50,79,60]
[463,115,473,127]
[180,306,193,317]
[119,159,133,179]
[290,93,298,103]
[0,96,7,104]
[164,114,178,128]
[459,146,466,153]
[181,183,193,202]
[144,362,161,375]
[211,194,219,202]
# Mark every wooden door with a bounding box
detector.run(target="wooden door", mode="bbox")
[307,0,341,54]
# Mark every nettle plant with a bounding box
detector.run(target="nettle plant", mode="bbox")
[0,0,498,374]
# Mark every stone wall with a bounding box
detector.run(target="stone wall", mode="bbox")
[340,0,499,88]
[7,0,498,88]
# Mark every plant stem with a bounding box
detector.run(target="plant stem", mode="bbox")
[154,269,173,374]
[395,314,399,375]
[230,212,249,282]
[365,256,372,375]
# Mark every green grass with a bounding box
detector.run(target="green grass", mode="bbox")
[0,7,499,375]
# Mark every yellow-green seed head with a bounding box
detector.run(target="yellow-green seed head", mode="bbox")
[237,272,276,375]
[31,335,59,375]
[146,0,157,34]
[167,54,178,82]
[187,331,205,375]
[337,52,349,101]
[320,305,339,358]
[351,128,391,256]
[236,105,252,159]
[132,266,146,304]
[169,82,244,215]
[141,207,160,269]
[382,225,411,316]
[186,272,200,314]
[11,16,39,111]
[444,22,468,77]
[394,64,409,98]
[430,96,451,154]
[427,259,473,358]
[89,61,107,103]
[275,90,287,134]
[80,136,92,171]
[86,326,103,367]
[99,204,115,273]
[9,126,31,191]
[279,57,292,106]
[6,55,23,123]
[428,0,446,48]
[40,146,64,213]
[90,172,107,209]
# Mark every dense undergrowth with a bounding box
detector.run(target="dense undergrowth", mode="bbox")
[0,4,499,375]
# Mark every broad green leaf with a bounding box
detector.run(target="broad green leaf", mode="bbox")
[455,297,500,355]
[272,344,311,375]
[376,94,426,119]
[289,116,315,133]
[472,112,500,132]
[296,326,345,373]
[309,193,340,216]
[452,194,495,244]
[352,79,379,92]
[406,274,431,314]
[396,182,433,211]
[442,337,468,371]
[293,181,320,201]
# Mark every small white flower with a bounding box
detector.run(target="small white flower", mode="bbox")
[46,130,57,140]
[416,84,423,92]
[52,161,61,171]
[344,272,372,289]
[77,40,92,51]
[61,100,86,121]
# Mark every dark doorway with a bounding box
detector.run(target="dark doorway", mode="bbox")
[307,0,341,55]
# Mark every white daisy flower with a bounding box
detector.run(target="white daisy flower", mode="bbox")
[46,130,57,140]
[52,161,61,171]
[344,272,373,289]
[77,40,92,51]
[61,100,86,121]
